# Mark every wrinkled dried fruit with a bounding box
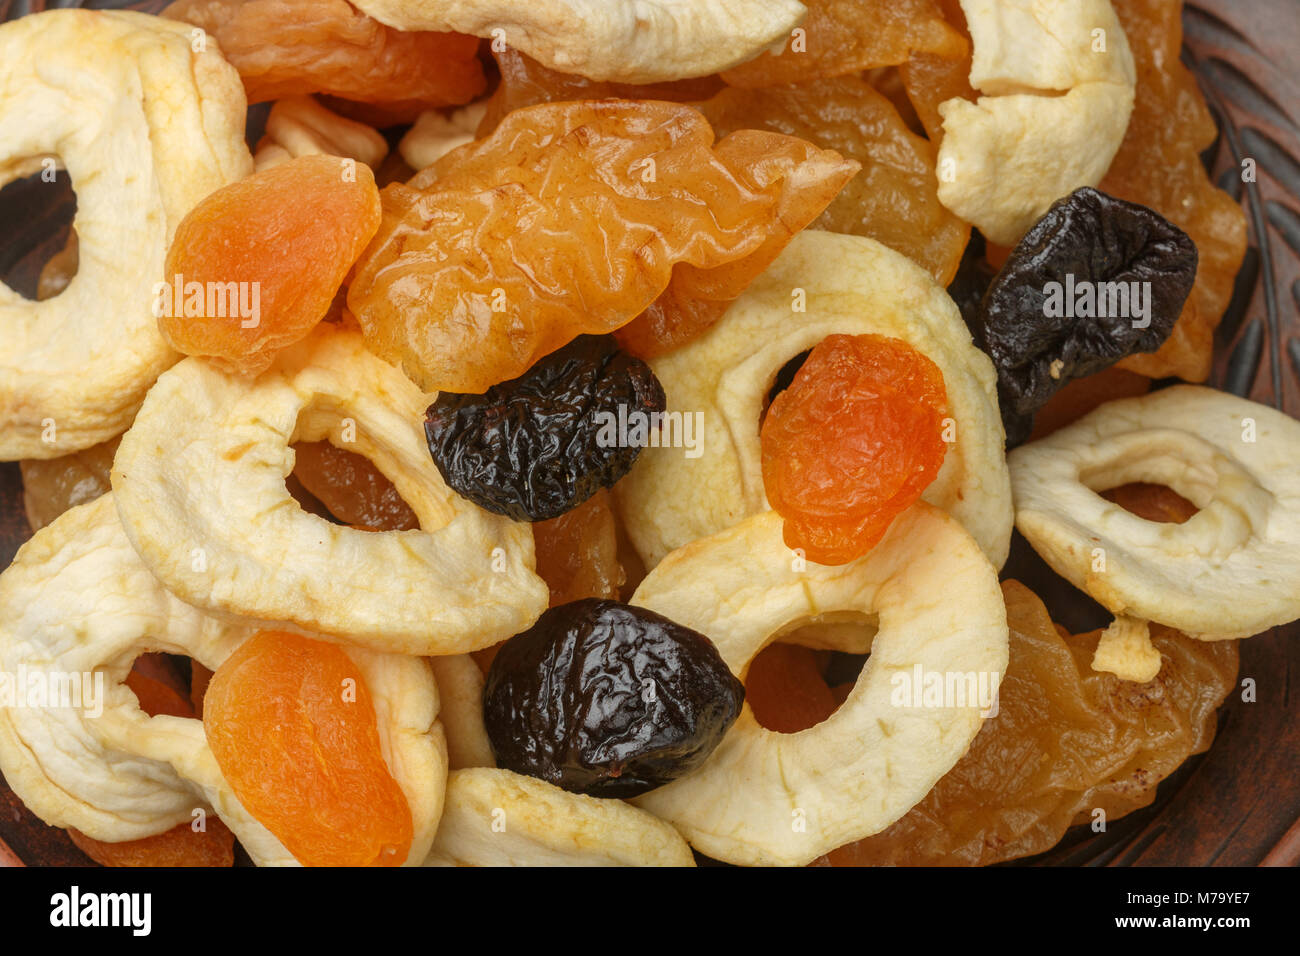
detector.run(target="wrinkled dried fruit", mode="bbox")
[722,0,965,87]
[761,334,949,565]
[483,599,745,797]
[347,100,856,393]
[204,630,412,866]
[1103,0,1248,382]
[69,819,235,868]
[899,0,973,141]
[971,187,1196,446]
[696,75,968,287]
[533,490,623,606]
[20,436,118,532]
[744,643,838,734]
[164,0,484,107]
[819,580,1237,866]
[424,335,666,522]
[160,155,381,375]
[477,48,724,137]
[292,440,417,531]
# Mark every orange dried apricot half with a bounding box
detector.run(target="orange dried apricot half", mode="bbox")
[69,819,236,868]
[761,334,949,565]
[160,155,381,376]
[204,630,412,866]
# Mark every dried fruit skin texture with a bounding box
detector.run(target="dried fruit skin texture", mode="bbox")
[899,0,974,141]
[424,336,666,522]
[1102,0,1248,382]
[292,440,417,531]
[483,599,745,798]
[164,0,484,106]
[821,581,1237,866]
[722,0,965,88]
[347,100,856,393]
[533,490,623,606]
[69,819,236,868]
[744,643,838,734]
[761,334,949,565]
[160,155,381,375]
[696,74,969,287]
[204,630,412,866]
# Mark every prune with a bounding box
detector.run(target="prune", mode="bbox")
[970,187,1197,446]
[423,335,666,522]
[483,599,745,798]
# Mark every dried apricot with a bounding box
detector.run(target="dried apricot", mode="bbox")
[160,155,381,376]
[69,819,235,868]
[532,490,623,607]
[20,435,118,532]
[478,48,724,137]
[163,0,484,107]
[347,101,856,393]
[292,440,417,531]
[1102,0,1248,382]
[721,0,965,88]
[744,643,837,734]
[819,580,1237,866]
[761,334,949,565]
[203,630,412,866]
[695,74,969,287]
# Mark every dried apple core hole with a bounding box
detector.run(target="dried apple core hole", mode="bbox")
[287,439,420,532]
[124,652,206,719]
[0,162,78,301]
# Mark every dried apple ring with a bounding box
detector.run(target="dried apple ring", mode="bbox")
[425,768,695,867]
[350,0,806,83]
[614,229,1011,571]
[0,10,252,460]
[254,95,388,171]
[630,504,1008,867]
[0,494,446,866]
[1009,386,1300,640]
[429,655,495,770]
[111,325,548,654]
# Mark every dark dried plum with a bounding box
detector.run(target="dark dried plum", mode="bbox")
[424,335,666,521]
[483,598,745,798]
[969,187,1197,446]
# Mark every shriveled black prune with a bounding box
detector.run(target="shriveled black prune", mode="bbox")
[424,335,666,521]
[946,232,996,333]
[969,187,1197,446]
[483,598,745,798]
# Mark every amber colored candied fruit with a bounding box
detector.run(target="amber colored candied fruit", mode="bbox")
[203,630,412,866]
[69,819,236,868]
[531,490,623,606]
[163,0,484,107]
[1103,482,1199,524]
[817,580,1237,866]
[477,48,724,137]
[347,100,857,394]
[695,73,970,287]
[899,0,974,142]
[1101,0,1247,382]
[721,0,965,88]
[761,334,949,565]
[744,643,838,734]
[19,435,118,532]
[291,440,418,531]
[160,154,381,376]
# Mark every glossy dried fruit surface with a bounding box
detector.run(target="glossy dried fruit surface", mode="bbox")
[971,187,1196,446]
[721,0,965,88]
[483,599,745,797]
[761,334,949,565]
[347,100,856,393]
[20,435,118,532]
[1102,0,1248,382]
[292,440,417,531]
[1102,482,1198,524]
[160,155,381,375]
[424,335,665,522]
[69,819,236,868]
[744,643,837,734]
[820,580,1238,866]
[695,74,968,287]
[533,490,623,606]
[478,48,724,137]
[164,0,484,106]
[204,630,412,866]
